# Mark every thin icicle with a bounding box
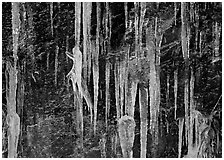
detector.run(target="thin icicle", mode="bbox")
[105,60,110,129]
[189,69,195,149]
[181,2,188,60]
[105,2,110,51]
[50,3,53,36]
[195,113,199,147]
[186,5,191,151]
[134,2,139,58]
[54,45,59,86]
[124,2,128,29]
[139,2,146,54]
[178,117,184,158]
[139,86,148,158]
[124,46,130,116]
[86,3,92,84]
[125,78,138,118]
[79,94,84,154]
[65,35,69,64]
[181,2,190,149]
[87,41,92,84]
[108,4,112,46]
[115,61,120,119]
[119,60,125,117]
[166,73,170,108]
[199,31,203,57]
[174,69,178,119]
[195,3,199,52]
[153,5,162,156]
[75,2,81,46]
[47,52,50,70]
[93,2,100,135]
[83,3,88,81]
[130,81,138,117]
[81,77,93,124]
[147,25,158,157]
[83,2,92,83]
[92,41,99,135]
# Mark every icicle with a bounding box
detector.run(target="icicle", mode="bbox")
[93,2,100,135]
[125,77,138,118]
[199,31,203,57]
[187,16,190,59]
[119,60,125,116]
[147,23,159,157]
[124,46,130,116]
[76,104,83,150]
[181,2,188,60]
[187,6,191,151]
[134,2,139,57]
[104,2,111,129]
[178,117,184,158]
[47,52,50,70]
[7,4,21,154]
[130,81,138,117]
[65,35,69,90]
[181,2,190,149]
[195,113,199,147]
[115,61,120,119]
[174,69,178,119]
[65,35,69,64]
[139,2,146,54]
[166,119,169,133]
[87,41,92,84]
[154,5,162,156]
[105,60,110,129]
[73,46,82,96]
[166,73,170,108]
[184,63,189,148]
[73,82,81,139]
[108,4,112,46]
[92,42,99,135]
[81,78,93,124]
[50,3,53,36]
[118,115,136,158]
[83,3,88,81]
[105,2,110,51]
[139,86,148,158]
[75,2,81,46]
[189,69,195,149]
[124,2,128,29]
[54,45,59,86]
[216,128,219,153]
[195,5,199,52]
[87,3,92,84]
